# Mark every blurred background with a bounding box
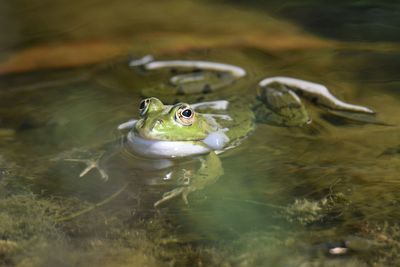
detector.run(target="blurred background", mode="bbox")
[1,0,400,73]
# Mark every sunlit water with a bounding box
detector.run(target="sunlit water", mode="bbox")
[1,1,400,266]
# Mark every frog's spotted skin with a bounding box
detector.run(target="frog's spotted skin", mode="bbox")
[255,82,311,127]
[256,77,379,126]
[258,77,374,114]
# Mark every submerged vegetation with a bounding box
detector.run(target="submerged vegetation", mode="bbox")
[1,162,400,266]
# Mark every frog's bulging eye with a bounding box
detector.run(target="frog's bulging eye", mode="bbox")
[139,99,150,116]
[139,100,146,110]
[181,109,192,118]
[176,106,195,126]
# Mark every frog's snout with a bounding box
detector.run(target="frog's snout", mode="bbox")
[147,119,163,131]
[151,119,164,129]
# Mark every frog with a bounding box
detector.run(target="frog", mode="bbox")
[66,55,378,208]
[117,95,254,207]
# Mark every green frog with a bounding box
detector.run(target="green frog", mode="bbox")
[69,56,378,207]
[117,96,255,207]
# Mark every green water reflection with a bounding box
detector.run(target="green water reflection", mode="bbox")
[1,1,400,266]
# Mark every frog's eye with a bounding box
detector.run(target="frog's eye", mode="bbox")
[176,106,195,126]
[182,108,192,118]
[139,98,150,116]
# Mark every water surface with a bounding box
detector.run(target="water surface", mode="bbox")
[1,1,400,266]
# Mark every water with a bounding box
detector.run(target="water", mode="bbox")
[1,1,400,266]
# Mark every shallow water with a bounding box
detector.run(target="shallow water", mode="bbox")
[1,1,400,266]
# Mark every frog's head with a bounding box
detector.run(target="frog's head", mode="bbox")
[134,97,216,141]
